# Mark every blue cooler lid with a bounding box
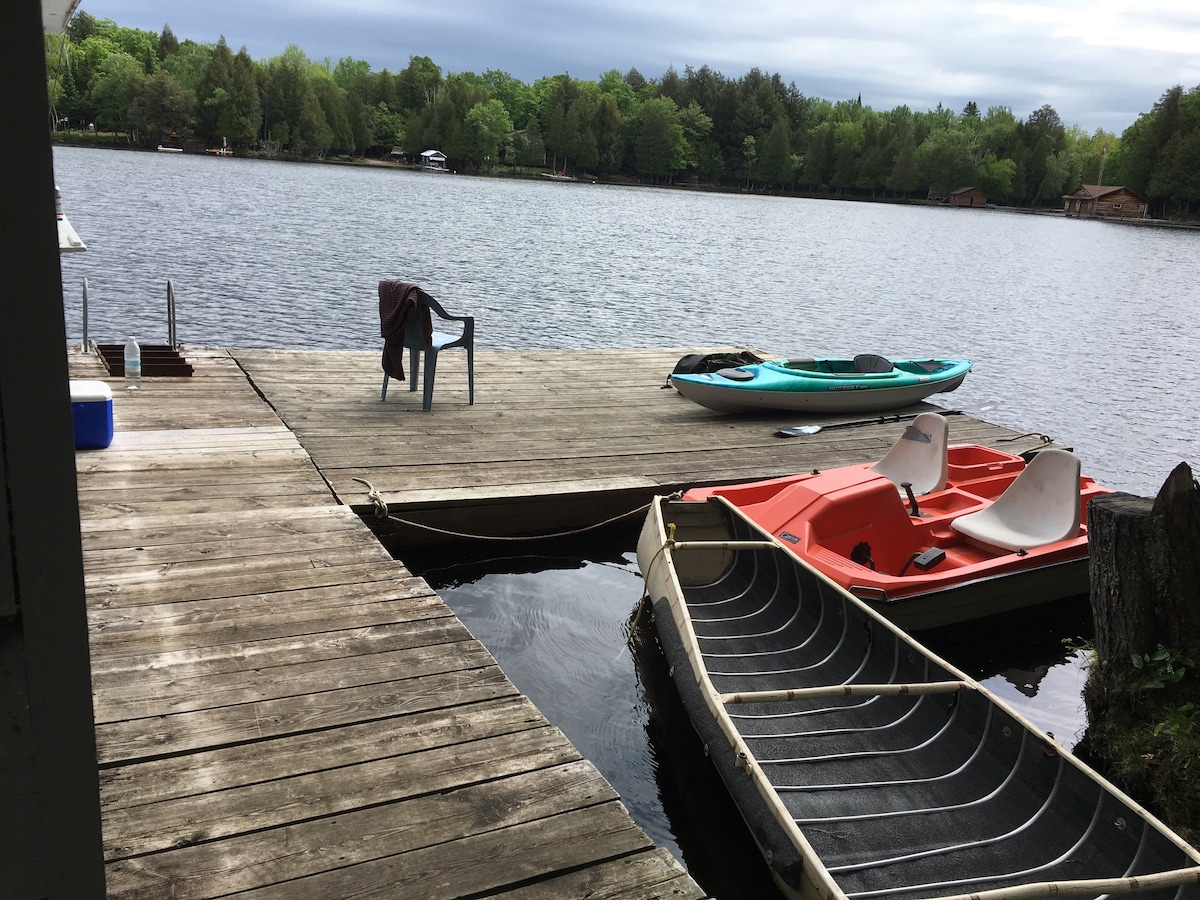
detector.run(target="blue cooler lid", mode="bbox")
[70,379,113,402]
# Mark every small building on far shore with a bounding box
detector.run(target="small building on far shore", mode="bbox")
[1063,184,1147,219]
[945,186,989,207]
[419,149,448,171]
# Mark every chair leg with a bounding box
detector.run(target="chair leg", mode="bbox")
[380,372,389,401]
[422,350,438,411]
[466,346,475,405]
[408,347,419,393]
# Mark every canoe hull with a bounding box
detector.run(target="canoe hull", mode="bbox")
[637,496,1200,900]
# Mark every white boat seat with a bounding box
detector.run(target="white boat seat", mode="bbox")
[869,412,949,495]
[950,449,1082,552]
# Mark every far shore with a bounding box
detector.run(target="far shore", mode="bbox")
[51,133,1200,229]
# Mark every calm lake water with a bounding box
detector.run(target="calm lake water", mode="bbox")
[53,145,1199,897]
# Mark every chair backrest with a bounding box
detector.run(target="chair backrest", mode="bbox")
[402,290,436,350]
[869,412,949,495]
[951,449,1082,552]
[853,353,893,373]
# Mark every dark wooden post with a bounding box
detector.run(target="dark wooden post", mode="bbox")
[0,0,107,895]
[1088,462,1200,683]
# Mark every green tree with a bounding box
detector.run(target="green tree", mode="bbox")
[917,127,974,198]
[677,100,713,176]
[1038,149,1079,203]
[396,55,442,113]
[481,70,534,128]
[636,97,686,182]
[742,134,757,188]
[65,10,100,44]
[109,24,160,73]
[830,120,865,191]
[801,121,835,188]
[313,77,354,153]
[45,33,73,117]
[196,37,235,140]
[974,153,1016,202]
[371,102,404,150]
[598,69,638,117]
[759,116,793,188]
[464,99,514,169]
[90,51,142,131]
[885,130,920,196]
[196,39,259,147]
[263,46,332,153]
[564,89,599,173]
[542,74,581,171]
[513,116,545,167]
[624,67,647,93]
[592,93,624,173]
[161,39,213,93]
[128,69,195,143]
[157,24,179,60]
[413,73,490,162]
[1149,129,1200,215]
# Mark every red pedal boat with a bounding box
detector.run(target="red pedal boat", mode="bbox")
[681,413,1115,630]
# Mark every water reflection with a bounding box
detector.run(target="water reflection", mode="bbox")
[398,524,1095,898]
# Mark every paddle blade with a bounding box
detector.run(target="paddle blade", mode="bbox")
[776,425,823,437]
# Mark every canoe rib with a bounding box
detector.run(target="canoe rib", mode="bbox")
[638,496,1200,900]
[722,682,970,703]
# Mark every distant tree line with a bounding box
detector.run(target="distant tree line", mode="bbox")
[45,12,1200,216]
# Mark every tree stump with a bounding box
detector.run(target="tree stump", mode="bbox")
[1088,462,1200,682]
[1084,462,1200,843]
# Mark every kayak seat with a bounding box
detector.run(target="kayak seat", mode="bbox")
[715,367,756,381]
[950,449,1082,552]
[853,353,893,373]
[869,412,949,495]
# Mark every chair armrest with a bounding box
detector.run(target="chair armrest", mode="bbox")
[434,316,473,349]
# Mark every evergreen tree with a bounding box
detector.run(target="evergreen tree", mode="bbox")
[157,24,179,60]
[885,131,920,197]
[636,97,685,182]
[759,116,792,188]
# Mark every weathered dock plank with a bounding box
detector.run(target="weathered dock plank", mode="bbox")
[105,761,616,898]
[66,346,708,898]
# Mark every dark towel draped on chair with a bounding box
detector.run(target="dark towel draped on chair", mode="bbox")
[379,280,433,381]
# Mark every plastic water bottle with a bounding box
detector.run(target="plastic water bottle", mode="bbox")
[124,336,141,389]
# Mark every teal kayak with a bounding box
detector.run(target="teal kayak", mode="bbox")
[670,354,972,414]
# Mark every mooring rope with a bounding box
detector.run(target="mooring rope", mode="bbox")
[351,476,653,542]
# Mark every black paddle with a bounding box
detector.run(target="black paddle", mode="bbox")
[775,409,967,438]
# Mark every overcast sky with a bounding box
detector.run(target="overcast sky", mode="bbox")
[80,1,1200,135]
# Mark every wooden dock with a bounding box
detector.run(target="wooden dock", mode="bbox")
[231,347,1054,545]
[68,344,1057,897]
[68,347,707,899]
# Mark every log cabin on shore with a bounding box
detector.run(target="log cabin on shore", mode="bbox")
[1063,184,1148,219]
[945,186,989,207]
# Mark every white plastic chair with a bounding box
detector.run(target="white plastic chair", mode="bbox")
[951,449,1082,552]
[869,412,949,495]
